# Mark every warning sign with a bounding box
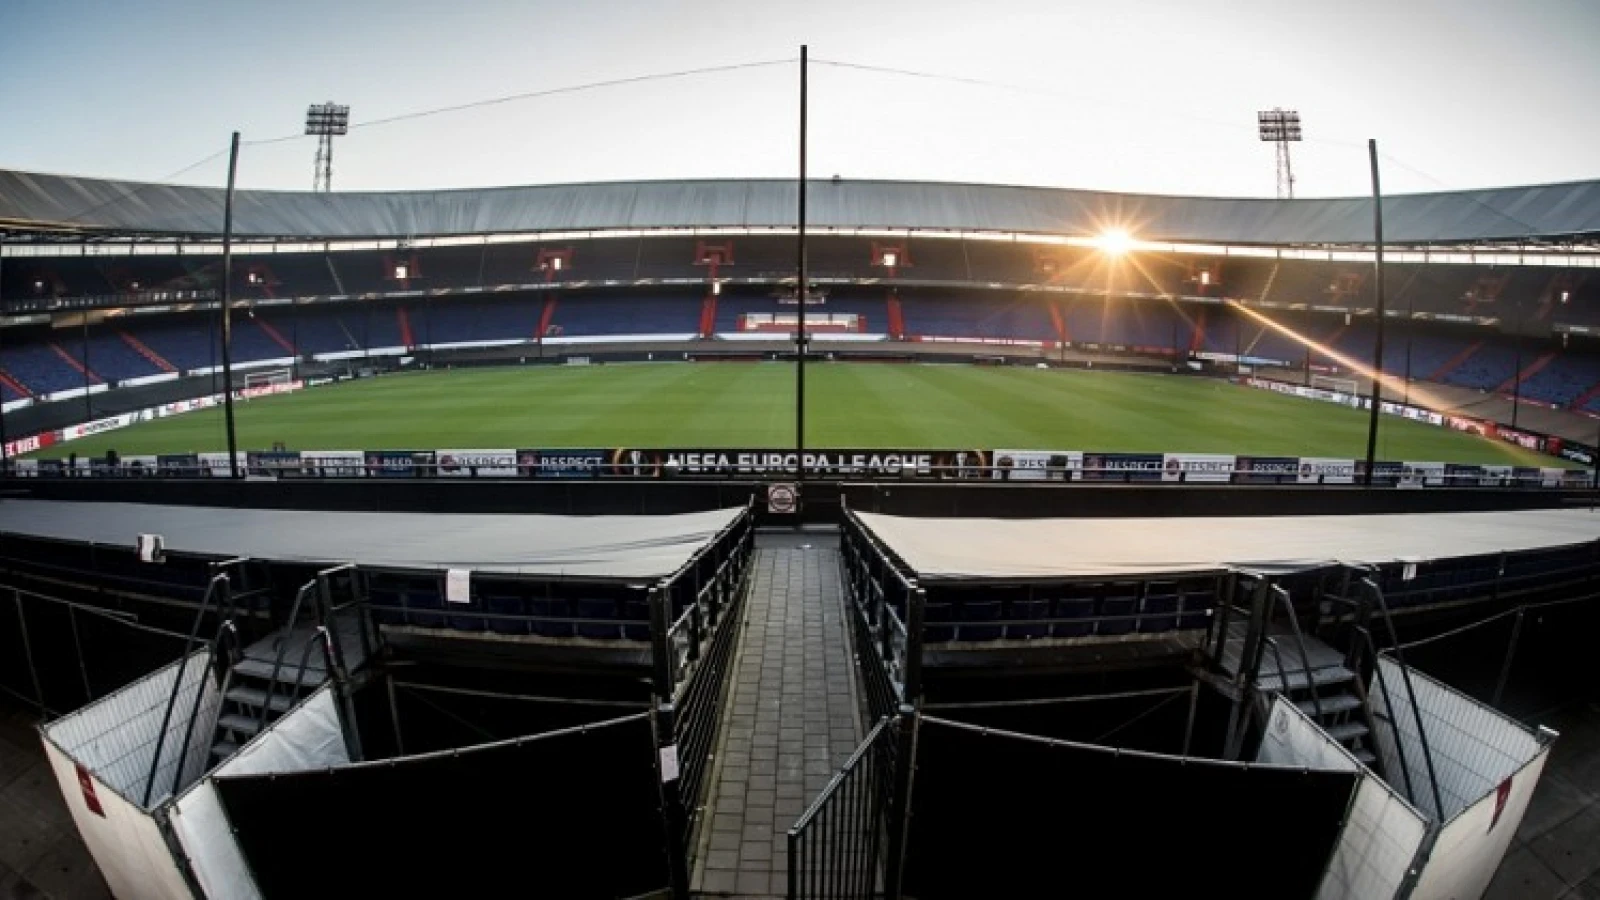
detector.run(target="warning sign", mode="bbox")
[767,482,800,515]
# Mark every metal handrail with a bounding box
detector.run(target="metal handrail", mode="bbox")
[141,572,232,807]
[1353,624,1418,803]
[167,619,240,797]
[256,581,318,732]
[1270,585,1325,722]
[1360,576,1447,820]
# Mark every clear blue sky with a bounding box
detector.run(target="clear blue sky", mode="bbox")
[1,0,1596,198]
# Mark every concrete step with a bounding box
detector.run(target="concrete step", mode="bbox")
[224,685,296,713]
[232,655,326,686]
[217,713,263,738]
[211,740,238,760]
[1295,693,1364,718]
[1353,747,1377,766]
[1325,721,1370,744]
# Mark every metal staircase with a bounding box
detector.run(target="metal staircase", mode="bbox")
[210,563,377,763]
[1201,566,1445,817]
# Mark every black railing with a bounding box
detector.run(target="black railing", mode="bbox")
[140,569,236,806]
[788,716,898,900]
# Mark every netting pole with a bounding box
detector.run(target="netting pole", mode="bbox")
[13,589,45,718]
[1362,138,1387,487]
[794,45,808,485]
[219,131,241,479]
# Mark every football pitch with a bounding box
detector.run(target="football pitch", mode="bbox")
[34,362,1560,466]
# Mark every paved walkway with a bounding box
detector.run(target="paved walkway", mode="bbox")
[695,543,863,898]
[0,697,111,900]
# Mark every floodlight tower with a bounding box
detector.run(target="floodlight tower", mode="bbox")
[304,103,350,192]
[1257,108,1303,199]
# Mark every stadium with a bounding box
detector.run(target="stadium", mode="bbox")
[3,44,1600,900]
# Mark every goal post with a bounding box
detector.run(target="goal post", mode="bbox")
[243,369,292,390]
[1310,374,1359,397]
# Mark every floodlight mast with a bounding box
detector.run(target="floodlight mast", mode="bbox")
[304,103,350,192]
[1257,108,1303,200]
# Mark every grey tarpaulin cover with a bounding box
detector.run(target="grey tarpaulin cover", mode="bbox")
[854,508,1600,580]
[0,499,741,578]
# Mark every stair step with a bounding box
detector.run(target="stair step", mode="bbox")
[1353,747,1377,766]
[225,685,296,713]
[217,713,263,738]
[232,655,325,686]
[211,740,238,760]
[1325,721,1370,743]
[1295,694,1364,718]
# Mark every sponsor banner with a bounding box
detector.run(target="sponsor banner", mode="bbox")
[1559,444,1595,467]
[606,449,987,479]
[1481,464,1513,487]
[38,458,65,477]
[13,459,38,477]
[1565,469,1593,488]
[301,451,366,478]
[1297,457,1357,485]
[123,454,158,476]
[198,452,238,477]
[990,450,1081,482]
[1234,455,1300,485]
[436,449,519,478]
[520,449,607,479]
[1403,461,1447,487]
[246,450,302,478]
[62,413,137,442]
[1443,463,1483,486]
[236,380,304,401]
[1355,460,1405,487]
[1539,467,1567,488]
[1081,452,1164,482]
[3,432,51,457]
[1497,427,1546,452]
[1512,467,1543,488]
[159,396,219,417]
[1161,453,1236,484]
[1447,416,1491,437]
[157,453,201,477]
[364,450,426,478]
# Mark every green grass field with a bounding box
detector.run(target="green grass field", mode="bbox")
[32,363,1560,466]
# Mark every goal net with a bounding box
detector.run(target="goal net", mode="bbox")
[244,369,292,390]
[1310,374,1359,397]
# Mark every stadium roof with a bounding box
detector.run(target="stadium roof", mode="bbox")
[1,168,1598,246]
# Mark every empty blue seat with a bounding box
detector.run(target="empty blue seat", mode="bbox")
[1051,597,1095,638]
[923,602,955,643]
[1138,594,1179,633]
[1098,596,1137,636]
[957,601,1002,642]
[1007,599,1049,640]
[621,599,651,641]
[531,598,573,638]
[576,598,619,640]
[484,595,526,635]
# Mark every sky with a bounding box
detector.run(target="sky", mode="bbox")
[1,0,1597,199]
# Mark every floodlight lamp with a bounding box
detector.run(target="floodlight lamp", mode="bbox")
[247,271,263,285]
[129,280,140,290]
[712,281,722,296]
[1560,290,1571,304]
[393,264,409,280]
[551,257,563,272]
[881,252,898,268]
[1094,229,1134,256]
[32,280,43,292]
[1199,271,1212,286]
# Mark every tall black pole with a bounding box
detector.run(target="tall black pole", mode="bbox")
[795,45,808,483]
[1510,299,1523,429]
[1362,138,1386,487]
[220,132,241,479]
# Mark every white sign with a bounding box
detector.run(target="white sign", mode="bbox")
[435,449,518,477]
[991,449,1081,481]
[659,744,680,783]
[301,450,366,478]
[1297,457,1356,485]
[445,569,471,605]
[1162,453,1237,483]
[767,483,799,514]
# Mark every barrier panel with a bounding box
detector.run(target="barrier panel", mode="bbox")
[787,717,898,900]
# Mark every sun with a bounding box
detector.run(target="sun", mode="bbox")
[1094,228,1135,256]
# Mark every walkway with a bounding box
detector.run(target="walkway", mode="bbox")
[694,537,864,898]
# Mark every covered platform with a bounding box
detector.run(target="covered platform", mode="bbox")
[854,507,1600,579]
[0,498,743,578]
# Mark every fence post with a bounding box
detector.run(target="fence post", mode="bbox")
[648,584,675,699]
[13,589,46,718]
[883,704,920,900]
[904,586,926,702]
[653,701,692,900]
